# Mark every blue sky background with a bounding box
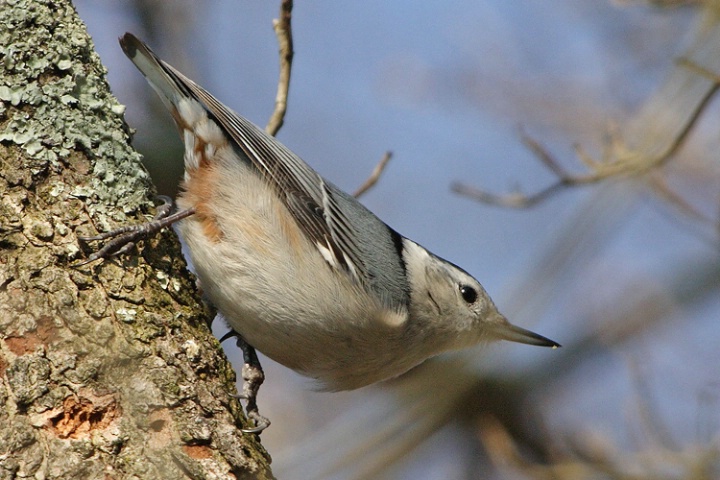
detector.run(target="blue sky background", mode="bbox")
[75,2,719,478]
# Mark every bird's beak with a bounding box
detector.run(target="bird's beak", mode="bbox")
[491,314,560,348]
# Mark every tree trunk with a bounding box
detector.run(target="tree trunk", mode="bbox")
[0,1,273,478]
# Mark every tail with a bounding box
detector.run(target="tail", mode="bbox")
[119,33,195,122]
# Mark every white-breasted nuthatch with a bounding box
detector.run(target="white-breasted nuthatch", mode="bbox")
[83,33,559,432]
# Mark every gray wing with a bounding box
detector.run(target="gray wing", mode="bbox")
[178,71,367,282]
[120,34,409,307]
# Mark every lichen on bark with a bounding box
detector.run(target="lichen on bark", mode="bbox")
[0,1,273,478]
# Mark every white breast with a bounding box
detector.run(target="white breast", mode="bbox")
[176,149,425,390]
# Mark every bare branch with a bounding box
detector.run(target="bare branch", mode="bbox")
[452,134,596,208]
[354,151,393,198]
[612,0,702,8]
[676,55,720,82]
[626,358,678,451]
[520,130,572,179]
[646,172,713,224]
[266,0,294,136]
[451,180,569,208]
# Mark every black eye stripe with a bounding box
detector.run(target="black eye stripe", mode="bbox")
[460,285,477,304]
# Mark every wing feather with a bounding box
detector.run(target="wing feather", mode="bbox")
[131,43,367,284]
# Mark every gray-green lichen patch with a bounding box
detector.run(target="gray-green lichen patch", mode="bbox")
[6,353,51,407]
[0,0,153,231]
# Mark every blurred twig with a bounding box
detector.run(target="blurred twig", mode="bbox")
[613,0,703,8]
[647,172,713,224]
[627,358,679,451]
[451,133,597,208]
[353,151,393,198]
[478,358,720,479]
[266,0,294,136]
[480,414,720,480]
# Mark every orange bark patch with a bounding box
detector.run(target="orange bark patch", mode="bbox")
[4,336,40,356]
[5,315,58,355]
[49,394,119,439]
[183,444,213,459]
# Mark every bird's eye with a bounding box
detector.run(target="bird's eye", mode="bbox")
[459,285,477,304]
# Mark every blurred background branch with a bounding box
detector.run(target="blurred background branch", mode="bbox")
[354,151,393,198]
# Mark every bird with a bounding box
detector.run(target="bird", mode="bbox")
[81,33,559,433]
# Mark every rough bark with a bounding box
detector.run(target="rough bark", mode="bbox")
[0,1,273,478]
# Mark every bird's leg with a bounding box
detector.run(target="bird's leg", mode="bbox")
[77,196,195,265]
[219,330,270,434]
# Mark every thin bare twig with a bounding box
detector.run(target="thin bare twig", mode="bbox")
[262,0,391,199]
[646,172,713,224]
[451,180,568,208]
[353,151,393,198]
[520,130,572,179]
[451,134,594,208]
[266,0,294,136]
[626,358,678,451]
[612,0,702,7]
